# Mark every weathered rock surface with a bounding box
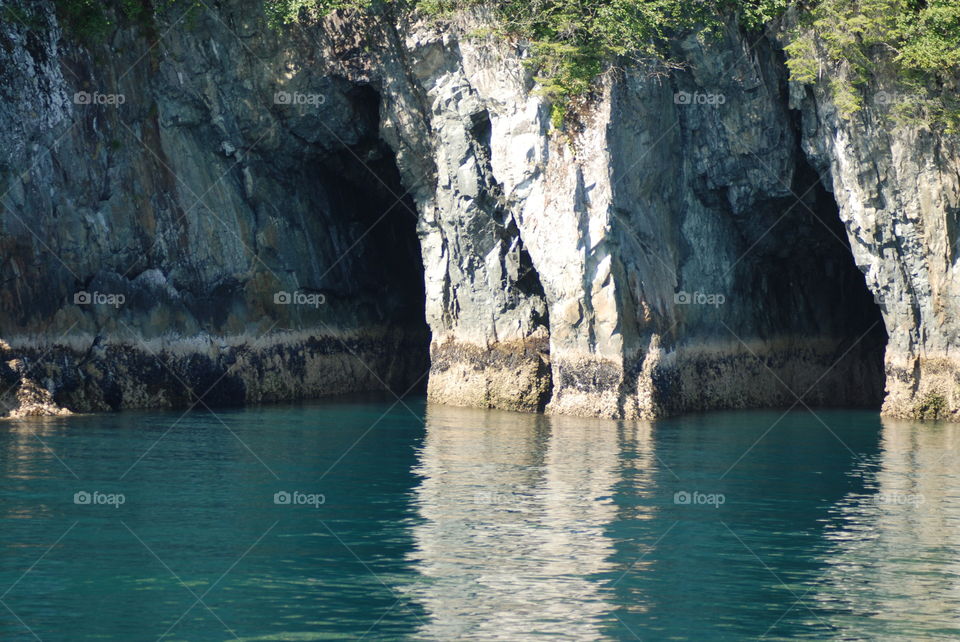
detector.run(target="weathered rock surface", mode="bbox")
[1,2,956,420]
[373,13,887,418]
[794,75,960,421]
[0,1,429,417]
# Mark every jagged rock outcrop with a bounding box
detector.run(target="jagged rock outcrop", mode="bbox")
[1,2,956,420]
[368,12,887,418]
[794,77,960,420]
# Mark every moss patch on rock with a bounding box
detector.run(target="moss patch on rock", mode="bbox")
[914,391,948,421]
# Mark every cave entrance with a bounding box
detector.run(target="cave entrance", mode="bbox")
[303,85,430,395]
[736,152,888,409]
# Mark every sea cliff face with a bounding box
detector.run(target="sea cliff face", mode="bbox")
[373,14,887,418]
[0,2,957,420]
[0,1,429,417]
[794,78,960,420]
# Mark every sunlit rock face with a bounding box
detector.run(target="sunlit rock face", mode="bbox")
[794,80,960,420]
[0,1,428,416]
[375,15,886,418]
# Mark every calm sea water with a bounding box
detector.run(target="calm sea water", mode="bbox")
[1,397,959,640]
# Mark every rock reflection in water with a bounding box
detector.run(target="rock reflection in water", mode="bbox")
[812,418,960,638]
[405,405,630,639]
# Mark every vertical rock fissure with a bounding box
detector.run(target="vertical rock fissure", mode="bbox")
[472,108,553,411]
[507,237,553,412]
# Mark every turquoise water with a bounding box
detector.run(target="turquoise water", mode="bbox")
[2,398,960,640]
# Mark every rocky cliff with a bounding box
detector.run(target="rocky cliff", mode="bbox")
[370,12,888,419]
[795,76,960,420]
[0,1,956,421]
[0,0,429,417]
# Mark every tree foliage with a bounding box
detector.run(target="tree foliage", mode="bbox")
[265,0,789,124]
[37,0,960,128]
[49,0,203,40]
[785,0,960,128]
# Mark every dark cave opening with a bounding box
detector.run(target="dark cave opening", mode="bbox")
[733,148,889,409]
[305,85,430,394]
[795,159,887,407]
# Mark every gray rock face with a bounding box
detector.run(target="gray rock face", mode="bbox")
[0,1,428,416]
[375,15,887,418]
[0,4,955,420]
[795,74,960,420]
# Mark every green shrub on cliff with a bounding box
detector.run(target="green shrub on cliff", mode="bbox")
[265,0,788,125]
[35,0,960,129]
[49,0,202,40]
[52,0,111,40]
[785,0,960,129]
[483,1,788,126]
[264,0,377,27]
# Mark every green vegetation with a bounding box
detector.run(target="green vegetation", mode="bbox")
[484,1,784,127]
[49,0,203,41]
[915,391,948,420]
[265,0,789,125]
[264,0,373,27]
[0,5,45,31]
[19,1,960,128]
[785,0,960,129]
[51,0,112,40]
[267,0,960,128]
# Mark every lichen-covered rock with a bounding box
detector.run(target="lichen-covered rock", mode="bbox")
[0,358,72,418]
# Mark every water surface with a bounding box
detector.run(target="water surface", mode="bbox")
[1,398,958,640]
